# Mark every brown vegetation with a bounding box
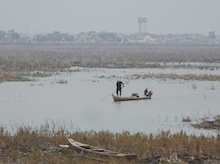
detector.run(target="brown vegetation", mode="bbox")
[0,127,220,163]
[192,115,220,130]
[1,43,220,72]
[129,73,220,81]
[0,70,29,82]
[1,43,220,82]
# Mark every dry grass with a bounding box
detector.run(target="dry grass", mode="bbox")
[0,70,30,82]
[1,43,220,72]
[0,126,220,163]
[1,43,220,82]
[192,115,220,130]
[131,73,220,81]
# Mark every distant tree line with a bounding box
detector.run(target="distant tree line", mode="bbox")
[208,31,216,39]
[98,32,122,43]
[0,30,218,44]
[36,31,74,42]
[0,30,20,41]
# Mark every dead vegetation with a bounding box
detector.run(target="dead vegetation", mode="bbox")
[130,73,220,81]
[0,70,30,82]
[0,127,220,164]
[1,43,220,82]
[192,115,220,130]
[1,43,220,71]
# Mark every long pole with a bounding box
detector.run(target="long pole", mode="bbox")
[101,90,115,101]
[101,84,126,101]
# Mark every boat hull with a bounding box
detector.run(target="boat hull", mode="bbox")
[112,94,152,102]
[67,137,137,160]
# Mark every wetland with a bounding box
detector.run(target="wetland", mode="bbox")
[1,43,220,163]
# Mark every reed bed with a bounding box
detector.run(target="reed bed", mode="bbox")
[0,70,28,82]
[130,73,220,81]
[1,43,220,83]
[192,115,220,130]
[0,125,220,163]
[1,43,220,72]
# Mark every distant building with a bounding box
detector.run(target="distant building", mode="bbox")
[76,32,98,43]
[128,34,157,43]
[144,34,157,43]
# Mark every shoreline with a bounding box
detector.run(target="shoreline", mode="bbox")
[0,125,220,163]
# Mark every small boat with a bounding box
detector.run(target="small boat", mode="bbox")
[112,91,153,102]
[67,137,137,160]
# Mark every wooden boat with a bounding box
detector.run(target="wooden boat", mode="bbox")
[67,137,137,160]
[112,91,153,102]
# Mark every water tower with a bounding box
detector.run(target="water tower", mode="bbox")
[138,17,147,33]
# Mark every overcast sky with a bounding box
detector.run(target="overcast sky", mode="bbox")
[0,0,219,35]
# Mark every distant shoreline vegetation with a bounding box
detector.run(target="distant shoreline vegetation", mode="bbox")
[1,43,220,82]
[0,71,53,82]
[2,69,220,84]
[1,44,220,70]
[0,30,219,44]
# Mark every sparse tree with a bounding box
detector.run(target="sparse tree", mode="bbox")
[12,31,20,40]
[0,31,5,41]
[208,31,216,39]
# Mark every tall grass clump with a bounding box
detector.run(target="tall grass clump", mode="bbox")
[0,70,28,82]
[0,124,220,163]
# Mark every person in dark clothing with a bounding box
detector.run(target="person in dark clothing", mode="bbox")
[144,88,149,96]
[116,81,124,96]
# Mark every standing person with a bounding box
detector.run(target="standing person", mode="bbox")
[116,81,124,96]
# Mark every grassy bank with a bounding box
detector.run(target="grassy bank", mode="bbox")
[0,126,220,163]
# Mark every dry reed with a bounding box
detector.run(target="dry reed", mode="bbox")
[0,126,220,163]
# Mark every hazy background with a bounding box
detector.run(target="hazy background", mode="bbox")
[0,0,219,34]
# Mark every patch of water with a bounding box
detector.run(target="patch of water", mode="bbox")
[0,67,220,136]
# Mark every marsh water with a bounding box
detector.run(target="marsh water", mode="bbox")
[1,67,220,136]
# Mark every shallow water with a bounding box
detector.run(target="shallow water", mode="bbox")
[0,67,220,136]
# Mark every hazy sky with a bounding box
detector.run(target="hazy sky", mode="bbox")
[1,0,219,34]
